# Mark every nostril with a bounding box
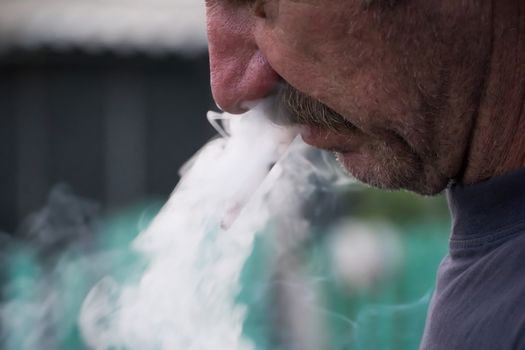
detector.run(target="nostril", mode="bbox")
[236,52,282,110]
[206,4,279,114]
[211,50,282,114]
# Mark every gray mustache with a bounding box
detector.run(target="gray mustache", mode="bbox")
[275,84,355,133]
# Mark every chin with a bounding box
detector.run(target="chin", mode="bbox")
[335,148,448,196]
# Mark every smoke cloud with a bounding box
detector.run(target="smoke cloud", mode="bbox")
[0,97,429,350]
[78,99,304,349]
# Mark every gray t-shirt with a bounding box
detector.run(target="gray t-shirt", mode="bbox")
[420,167,525,350]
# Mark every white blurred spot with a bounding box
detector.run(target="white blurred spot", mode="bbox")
[328,220,403,292]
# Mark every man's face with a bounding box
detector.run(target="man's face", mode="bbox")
[206,0,491,195]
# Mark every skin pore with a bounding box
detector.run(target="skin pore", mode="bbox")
[206,0,525,195]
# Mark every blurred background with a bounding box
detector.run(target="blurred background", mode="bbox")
[0,1,451,349]
[0,0,214,232]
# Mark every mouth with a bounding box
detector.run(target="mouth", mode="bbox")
[274,82,363,154]
[299,125,363,155]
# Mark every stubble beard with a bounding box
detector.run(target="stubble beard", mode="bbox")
[277,83,448,195]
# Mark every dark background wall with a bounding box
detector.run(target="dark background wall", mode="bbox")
[0,49,216,233]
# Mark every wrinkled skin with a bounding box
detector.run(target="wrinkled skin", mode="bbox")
[206,0,524,195]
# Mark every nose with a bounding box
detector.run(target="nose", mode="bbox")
[206,5,281,114]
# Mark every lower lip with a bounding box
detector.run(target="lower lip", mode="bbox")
[299,126,358,154]
[298,126,321,145]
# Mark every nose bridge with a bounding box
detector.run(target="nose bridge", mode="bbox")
[207,7,280,113]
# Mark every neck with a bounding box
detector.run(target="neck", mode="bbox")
[461,0,525,185]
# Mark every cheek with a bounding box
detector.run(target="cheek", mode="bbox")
[255,18,407,133]
[255,4,443,134]
[254,2,359,92]
[256,5,391,93]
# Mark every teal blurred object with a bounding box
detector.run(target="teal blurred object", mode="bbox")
[238,188,450,350]
[239,222,448,350]
[1,199,162,350]
[323,223,448,350]
[2,187,449,350]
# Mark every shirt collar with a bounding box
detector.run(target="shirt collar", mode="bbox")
[447,167,525,237]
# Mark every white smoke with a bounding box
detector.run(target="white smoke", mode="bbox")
[78,98,338,349]
[0,97,430,350]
